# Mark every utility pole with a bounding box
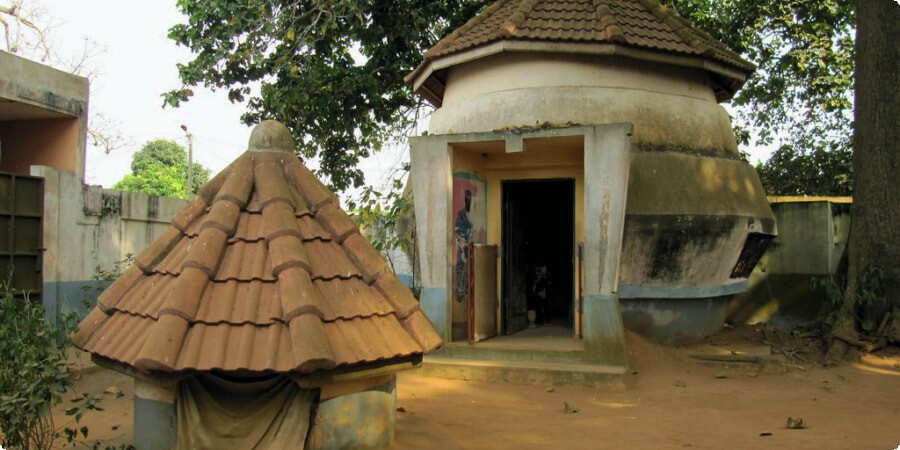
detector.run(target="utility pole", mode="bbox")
[181,124,193,197]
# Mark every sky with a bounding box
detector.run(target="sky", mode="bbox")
[41,0,406,195]
[37,1,770,193]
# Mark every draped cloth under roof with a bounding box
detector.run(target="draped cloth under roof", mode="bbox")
[73,121,442,374]
[406,0,755,105]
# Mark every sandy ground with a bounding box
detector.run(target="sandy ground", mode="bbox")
[53,328,900,450]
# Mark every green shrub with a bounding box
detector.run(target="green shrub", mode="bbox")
[0,283,74,449]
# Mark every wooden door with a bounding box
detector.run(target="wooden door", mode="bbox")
[468,244,498,343]
[502,186,528,335]
[0,173,43,304]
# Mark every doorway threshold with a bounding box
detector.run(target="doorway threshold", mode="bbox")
[420,326,627,389]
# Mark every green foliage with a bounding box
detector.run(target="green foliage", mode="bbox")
[756,144,852,196]
[113,139,210,198]
[0,273,135,450]
[670,0,854,154]
[814,265,885,332]
[164,0,491,192]
[0,283,74,449]
[346,171,414,273]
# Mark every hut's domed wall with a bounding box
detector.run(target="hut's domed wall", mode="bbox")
[430,53,736,155]
[431,52,774,342]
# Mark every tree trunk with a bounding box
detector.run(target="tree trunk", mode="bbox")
[826,0,900,364]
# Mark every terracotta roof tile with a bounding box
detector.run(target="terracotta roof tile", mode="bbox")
[133,227,184,273]
[342,233,388,282]
[269,235,311,276]
[408,0,754,102]
[73,120,441,375]
[96,266,144,310]
[315,203,357,244]
[284,159,334,211]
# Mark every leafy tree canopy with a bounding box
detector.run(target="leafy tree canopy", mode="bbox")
[113,139,210,198]
[756,144,852,196]
[164,0,853,194]
[164,0,486,192]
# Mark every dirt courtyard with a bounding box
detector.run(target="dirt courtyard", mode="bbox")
[56,328,900,449]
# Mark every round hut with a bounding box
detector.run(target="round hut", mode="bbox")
[406,0,775,345]
[72,121,442,449]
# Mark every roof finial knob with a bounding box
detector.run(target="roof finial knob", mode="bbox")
[248,120,295,153]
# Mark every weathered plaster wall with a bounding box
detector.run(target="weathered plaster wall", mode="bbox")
[431,53,735,155]
[730,198,851,324]
[32,165,186,322]
[0,118,79,174]
[0,51,88,181]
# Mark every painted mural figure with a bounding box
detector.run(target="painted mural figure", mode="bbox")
[454,190,474,301]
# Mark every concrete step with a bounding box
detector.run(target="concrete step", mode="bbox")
[420,356,628,389]
[432,342,585,364]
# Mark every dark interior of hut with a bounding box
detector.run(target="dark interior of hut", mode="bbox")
[502,178,575,335]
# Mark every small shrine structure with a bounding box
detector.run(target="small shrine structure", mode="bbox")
[73,120,441,449]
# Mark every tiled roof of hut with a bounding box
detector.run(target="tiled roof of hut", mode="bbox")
[73,121,442,374]
[406,0,754,105]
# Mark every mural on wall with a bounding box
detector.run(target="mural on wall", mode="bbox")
[452,172,487,302]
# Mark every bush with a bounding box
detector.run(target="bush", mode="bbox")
[0,283,74,449]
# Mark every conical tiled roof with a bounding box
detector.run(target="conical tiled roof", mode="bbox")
[407,0,754,105]
[73,121,442,374]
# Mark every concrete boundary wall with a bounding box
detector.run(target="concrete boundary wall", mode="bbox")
[729,197,851,324]
[32,165,186,322]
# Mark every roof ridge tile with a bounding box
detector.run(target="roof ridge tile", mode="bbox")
[373,273,419,319]
[201,200,241,237]
[269,234,311,277]
[279,267,326,321]
[288,314,336,372]
[170,197,208,233]
[181,227,228,278]
[342,233,389,283]
[213,153,254,208]
[253,154,297,210]
[314,203,357,243]
[262,202,304,242]
[96,265,144,310]
[158,267,210,321]
[134,314,189,371]
[283,158,334,211]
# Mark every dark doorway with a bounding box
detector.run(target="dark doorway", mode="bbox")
[502,179,575,335]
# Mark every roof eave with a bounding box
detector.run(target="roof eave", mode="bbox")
[407,40,753,106]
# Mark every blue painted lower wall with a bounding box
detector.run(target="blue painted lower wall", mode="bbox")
[419,287,448,339]
[42,280,110,324]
